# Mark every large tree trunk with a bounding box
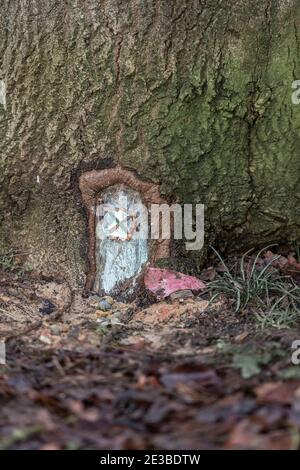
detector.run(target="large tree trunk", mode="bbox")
[0,0,300,285]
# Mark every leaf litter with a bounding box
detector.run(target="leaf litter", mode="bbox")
[1,253,300,450]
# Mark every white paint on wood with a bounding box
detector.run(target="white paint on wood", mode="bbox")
[0,341,5,365]
[0,80,6,110]
[94,185,148,294]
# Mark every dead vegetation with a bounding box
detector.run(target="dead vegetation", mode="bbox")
[1,247,300,449]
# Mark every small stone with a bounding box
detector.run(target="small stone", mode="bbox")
[169,289,194,301]
[88,295,100,307]
[89,294,100,301]
[113,311,122,319]
[103,296,114,305]
[39,334,52,345]
[99,299,112,311]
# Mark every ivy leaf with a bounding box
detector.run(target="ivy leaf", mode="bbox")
[233,354,262,379]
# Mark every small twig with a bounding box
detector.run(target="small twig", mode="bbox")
[4,320,43,342]
[0,308,18,321]
[52,356,65,376]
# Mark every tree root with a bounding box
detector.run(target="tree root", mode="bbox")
[3,282,75,343]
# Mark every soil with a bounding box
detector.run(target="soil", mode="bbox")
[1,269,300,450]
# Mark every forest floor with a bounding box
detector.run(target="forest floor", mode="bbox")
[1,260,300,450]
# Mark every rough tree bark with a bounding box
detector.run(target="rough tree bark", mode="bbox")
[0,0,300,285]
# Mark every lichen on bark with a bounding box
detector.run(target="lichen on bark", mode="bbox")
[0,0,300,285]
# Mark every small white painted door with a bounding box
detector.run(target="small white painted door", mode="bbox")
[94,185,148,294]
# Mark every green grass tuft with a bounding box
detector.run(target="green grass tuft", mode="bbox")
[0,249,31,275]
[207,245,300,325]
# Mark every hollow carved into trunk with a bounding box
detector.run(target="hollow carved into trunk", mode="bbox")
[0,1,299,285]
[79,166,169,294]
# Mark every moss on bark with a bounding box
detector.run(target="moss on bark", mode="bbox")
[0,0,300,283]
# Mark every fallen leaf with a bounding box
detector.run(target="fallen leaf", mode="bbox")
[255,382,300,405]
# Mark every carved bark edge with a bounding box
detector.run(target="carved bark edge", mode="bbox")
[79,165,170,292]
